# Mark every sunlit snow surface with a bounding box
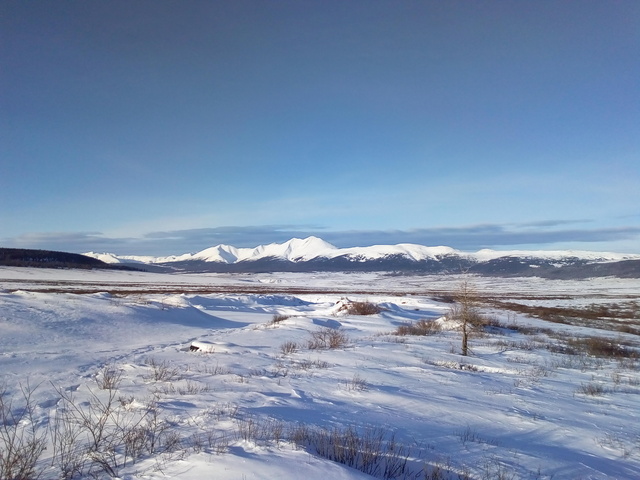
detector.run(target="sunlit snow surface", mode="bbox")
[1,267,639,479]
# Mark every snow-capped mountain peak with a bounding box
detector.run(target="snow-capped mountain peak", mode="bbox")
[192,244,240,263]
[269,236,337,261]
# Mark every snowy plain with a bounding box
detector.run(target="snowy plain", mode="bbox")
[1,267,639,479]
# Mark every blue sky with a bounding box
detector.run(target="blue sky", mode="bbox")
[2,1,639,255]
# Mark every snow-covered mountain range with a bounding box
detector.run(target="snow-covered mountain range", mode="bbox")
[83,236,640,278]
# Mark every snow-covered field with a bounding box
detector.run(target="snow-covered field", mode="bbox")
[1,267,639,479]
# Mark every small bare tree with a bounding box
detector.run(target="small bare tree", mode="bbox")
[449,280,483,356]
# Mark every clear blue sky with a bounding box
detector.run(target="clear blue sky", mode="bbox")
[2,1,639,255]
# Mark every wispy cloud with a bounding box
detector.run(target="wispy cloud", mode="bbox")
[322,225,640,250]
[514,219,592,228]
[3,222,640,256]
[4,232,129,250]
[142,225,326,248]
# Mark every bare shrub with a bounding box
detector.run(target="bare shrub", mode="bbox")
[51,404,85,479]
[288,423,310,448]
[325,330,350,349]
[206,430,230,454]
[344,374,369,392]
[145,358,182,382]
[345,301,383,316]
[118,395,135,407]
[199,362,230,375]
[96,364,124,391]
[176,380,210,395]
[481,315,524,334]
[479,457,517,480]
[157,383,176,395]
[189,432,205,453]
[249,364,289,379]
[267,419,286,446]
[308,328,350,350]
[236,416,258,442]
[53,384,159,477]
[456,425,482,446]
[430,360,479,372]
[0,379,197,480]
[424,464,447,480]
[269,314,291,326]
[493,338,539,352]
[423,457,460,480]
[53,386,120,476]
[456,425,500,447]
[424,458,456,480]
[280,340,299,355]
[567,336,637,359]
[271,362,289,378]
[596,432,635,459]
[161,430,183,453]
[242,417,287,446]
[141,397,189,456]
[294,358,330,370]
[395,319,442,336]
[0,383,48,480]
[122,426,149,460]
[576,382,608,396]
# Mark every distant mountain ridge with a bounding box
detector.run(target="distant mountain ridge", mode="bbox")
[84,237,640,279]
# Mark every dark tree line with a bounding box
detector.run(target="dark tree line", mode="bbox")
[0,248,138,271]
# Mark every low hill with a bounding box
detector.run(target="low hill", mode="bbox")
[0,248,138,270]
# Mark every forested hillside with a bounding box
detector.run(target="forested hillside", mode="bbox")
[0,248,136,270]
